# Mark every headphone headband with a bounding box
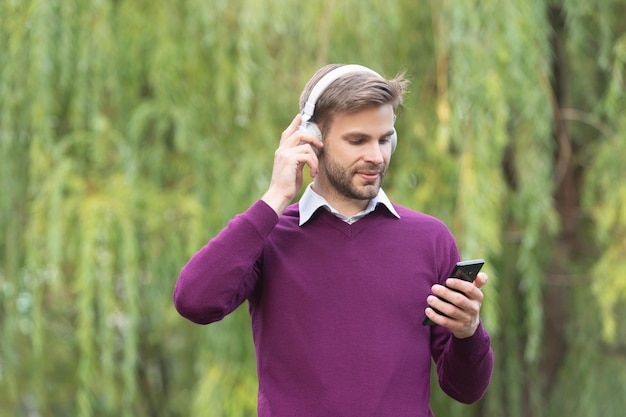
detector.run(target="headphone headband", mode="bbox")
[302,64,383,123]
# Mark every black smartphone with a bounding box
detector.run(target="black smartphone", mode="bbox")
[422,259,485,326]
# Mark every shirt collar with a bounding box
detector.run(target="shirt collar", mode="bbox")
[298,183,400,226]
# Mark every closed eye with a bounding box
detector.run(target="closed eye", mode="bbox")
[344,133,369,146]
[342,130,394,148]
[379,130,395,145]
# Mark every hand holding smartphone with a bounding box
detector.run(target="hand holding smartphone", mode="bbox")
[422,259,485,326]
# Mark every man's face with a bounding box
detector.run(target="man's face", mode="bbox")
[317,104,395,202]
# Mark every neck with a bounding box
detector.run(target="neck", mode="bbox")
[311,181,371,218]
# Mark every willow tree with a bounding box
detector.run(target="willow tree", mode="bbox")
[1,0,625,416]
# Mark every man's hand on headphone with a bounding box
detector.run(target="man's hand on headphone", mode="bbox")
[261,114,323,216]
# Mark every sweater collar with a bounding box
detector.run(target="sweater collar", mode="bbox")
[298,183,400,226]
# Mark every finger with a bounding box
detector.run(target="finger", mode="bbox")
[445,276,485,297]
[303,147,320,177]
[443,278,474,295]
[432,285,467,310]
[281,116,324,153]
[436,282,483,308]
[280,114,304,144]
[427,295,456,317]
[308,159,318,178]
[288,144,320,178]
[424,307,447,326]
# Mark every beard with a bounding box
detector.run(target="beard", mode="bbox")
[320,152,387,201]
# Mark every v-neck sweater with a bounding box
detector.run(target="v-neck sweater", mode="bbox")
[174,200,493,417]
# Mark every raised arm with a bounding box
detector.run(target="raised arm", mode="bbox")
[174,114,321,324]
[173,200,277,324]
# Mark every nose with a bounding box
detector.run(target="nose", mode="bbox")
[364,141,385,164]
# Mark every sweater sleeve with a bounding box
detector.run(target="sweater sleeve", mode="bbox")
[431,322,494,404]
[173,200,278,324]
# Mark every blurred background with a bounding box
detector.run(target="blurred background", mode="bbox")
[1,0,626,416]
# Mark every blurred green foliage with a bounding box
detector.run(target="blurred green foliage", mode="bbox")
[1,0,626,416]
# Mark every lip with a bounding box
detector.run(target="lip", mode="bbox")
[357,171,380,181]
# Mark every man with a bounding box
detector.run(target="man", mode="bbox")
[173,64,493,416]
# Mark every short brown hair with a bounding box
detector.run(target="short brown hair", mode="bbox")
[299,64,409,137]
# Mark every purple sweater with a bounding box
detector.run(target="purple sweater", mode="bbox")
[174,200,493,416]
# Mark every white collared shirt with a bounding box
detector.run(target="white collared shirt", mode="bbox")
[298,183,401,226]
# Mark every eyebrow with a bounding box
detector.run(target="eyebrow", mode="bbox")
[343,130,395,140]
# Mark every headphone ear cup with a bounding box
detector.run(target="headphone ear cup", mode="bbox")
[391,128,397,154]
[299,121,323,155]
[300,121,322,141]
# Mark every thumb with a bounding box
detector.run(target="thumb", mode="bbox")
[474,272,488,289]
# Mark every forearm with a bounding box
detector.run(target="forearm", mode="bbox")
[173,200,278,324]
[435,323,494,404]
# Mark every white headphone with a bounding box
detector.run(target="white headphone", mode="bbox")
[299,64,398,153]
